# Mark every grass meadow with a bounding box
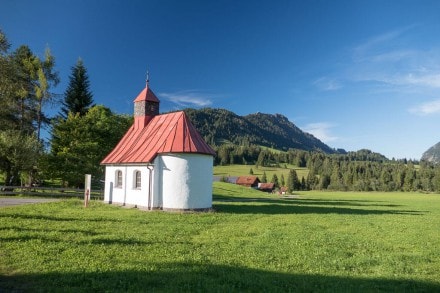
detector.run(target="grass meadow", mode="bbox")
[1,182,440,292]
[214,164,309,181]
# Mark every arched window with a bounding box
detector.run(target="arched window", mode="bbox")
[115,170,123,188]
[134,170,141,189]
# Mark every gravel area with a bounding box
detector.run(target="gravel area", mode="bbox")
[0,197,60,207]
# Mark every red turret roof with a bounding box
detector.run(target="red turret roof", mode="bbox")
[101,111,215,164]
[133,85,160,103]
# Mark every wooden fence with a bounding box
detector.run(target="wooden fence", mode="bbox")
[0,186,104,200]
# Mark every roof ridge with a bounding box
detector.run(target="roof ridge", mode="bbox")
[149,112,180,158]
[133,85,160,103]
[121,115,163,161]
[101,110,215,165]
[135,114,171,161]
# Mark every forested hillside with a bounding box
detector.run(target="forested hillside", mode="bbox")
[184,108,337,153]
[214,146,440,193]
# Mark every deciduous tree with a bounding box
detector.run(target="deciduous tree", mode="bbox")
[46,105,131,187]
[11,45,59,137]
[0,30,57,184]
[0,130,42,185]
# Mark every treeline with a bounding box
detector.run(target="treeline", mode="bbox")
[214,144,440,193]
[213,145,388,167]
[0,29,58,185]
[306,155,439,192]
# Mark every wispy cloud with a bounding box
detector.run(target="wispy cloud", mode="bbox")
[409,99,440,115]
[368,50,415,63]
[314,25,431,95]
[313,77,342,91]
[403,72,440,88]
[353,24,418,61]
[355,71,440,88]
[159,90,213,108]
[302,122,338,143]
[345,24,440,98]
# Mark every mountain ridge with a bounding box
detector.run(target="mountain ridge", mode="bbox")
[182,108,339,154]
[421,142,440,164]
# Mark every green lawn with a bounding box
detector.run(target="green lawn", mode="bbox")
[214,164,309,181]
[1,182,439,292]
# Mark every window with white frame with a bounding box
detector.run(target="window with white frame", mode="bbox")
[115,170,123,188]
[134,170,141,189]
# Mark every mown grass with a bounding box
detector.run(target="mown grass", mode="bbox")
[1,182,439,292]
[214,164,309,180]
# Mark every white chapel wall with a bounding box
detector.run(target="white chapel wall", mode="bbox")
[157,153,213,210]
[104,165,153,207]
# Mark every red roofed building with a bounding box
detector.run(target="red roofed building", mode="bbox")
[236,176,260,188]
[101,81,215,211]
[258,182,275,192]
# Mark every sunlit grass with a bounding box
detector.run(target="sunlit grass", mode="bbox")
[214,164,309,181]
[1,182,439,291]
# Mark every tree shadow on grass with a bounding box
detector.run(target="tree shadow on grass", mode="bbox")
[0,235,160,247]
[0,226,102,237]
[214,202,424,215]
[213,195,425,215]
[1,262,438,292]
[0,213,120,223]
[214,194,403,208]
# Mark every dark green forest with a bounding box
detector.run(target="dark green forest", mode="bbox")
[212,144,440,192]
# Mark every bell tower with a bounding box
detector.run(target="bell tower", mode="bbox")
[133,73,160,128]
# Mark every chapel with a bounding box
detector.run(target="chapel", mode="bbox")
[101,79,215,211]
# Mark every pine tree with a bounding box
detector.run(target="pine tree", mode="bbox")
[60,58,94,117]
[271,174,279,188]
[301,176,306,190]
[287,169,299,193]
[261,171,267,183]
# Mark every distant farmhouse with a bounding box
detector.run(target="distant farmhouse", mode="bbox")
[258,182,275,192]
[235,176,278,193]
[101,81,215,211]
[236,176,260,188]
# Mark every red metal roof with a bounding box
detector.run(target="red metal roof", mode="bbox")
[133,85,160,103]
[101,111,215,164]
[235,176,260,186]
[258,182,275,190]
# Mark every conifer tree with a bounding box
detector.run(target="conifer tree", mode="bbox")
[271,174,279,188]
[261,171,267,183]
[60,58,94,117]
[287,169,300,192]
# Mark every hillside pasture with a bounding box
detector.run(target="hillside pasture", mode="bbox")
[1,182,439,291]
[214,164,309,182]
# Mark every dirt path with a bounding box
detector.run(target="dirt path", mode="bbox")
[0,197,60,207]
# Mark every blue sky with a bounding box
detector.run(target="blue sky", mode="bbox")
[2,0,440,159]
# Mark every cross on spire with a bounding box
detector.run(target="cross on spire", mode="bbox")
[146,70,150,87]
